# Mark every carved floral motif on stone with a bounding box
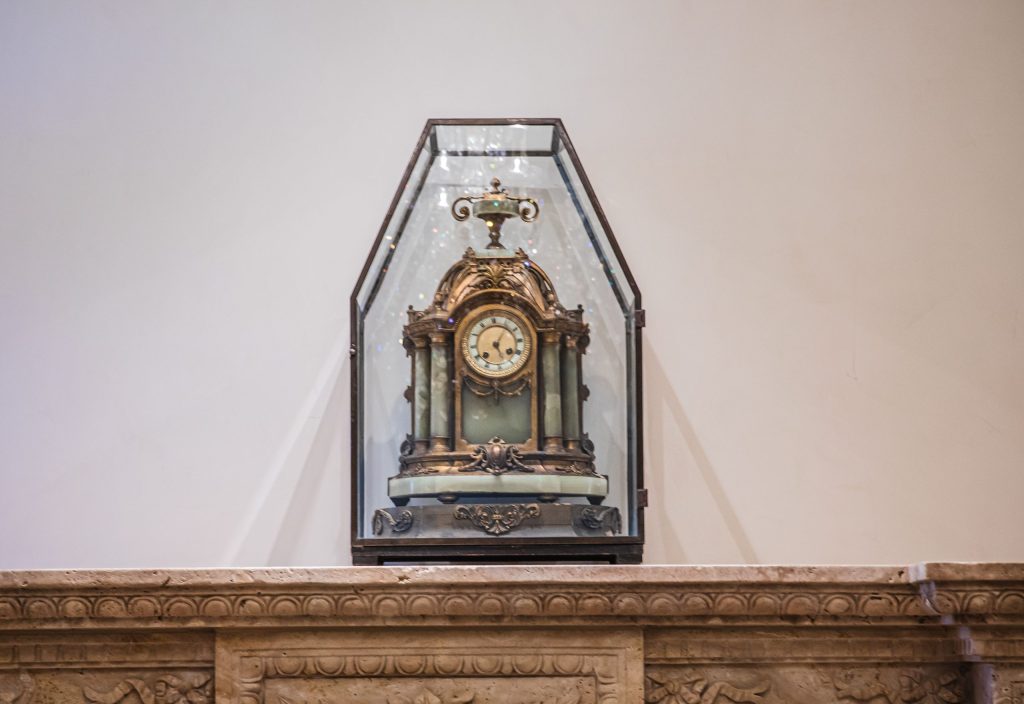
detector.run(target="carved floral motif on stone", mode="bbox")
[1006,682,1024,704]
[385,690,476,704]
[644,666,968,704]
[984,664,1024,703]
[644,670,768,704]
[0,673,34,704]
[825,668,964,704]
[83,673,212,704]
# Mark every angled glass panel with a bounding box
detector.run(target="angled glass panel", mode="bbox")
[433,123,555,154]
[353,120,642,550]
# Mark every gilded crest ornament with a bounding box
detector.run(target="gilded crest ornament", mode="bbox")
[454,504,541,535]
[458,437,534,475]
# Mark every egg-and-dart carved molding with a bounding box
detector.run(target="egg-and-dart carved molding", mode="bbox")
[1,587,1022,625]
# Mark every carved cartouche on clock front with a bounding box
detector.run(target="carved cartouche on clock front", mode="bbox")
[387,179,608,508]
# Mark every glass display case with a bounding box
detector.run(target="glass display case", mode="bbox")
[350,119,644,564]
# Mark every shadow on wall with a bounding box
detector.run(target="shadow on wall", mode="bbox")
[226,334,351,566]
[267,352,350,565]
[226,337,759,565]
[645,349,758,563]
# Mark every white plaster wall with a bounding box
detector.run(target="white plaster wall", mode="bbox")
[1,1,1022,568]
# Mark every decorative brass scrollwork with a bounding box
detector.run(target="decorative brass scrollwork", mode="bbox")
[453,503,540,535]
[579,506,622,534]
[462,376,530,400]
[372,509,414,535]
[457,436,534,475]
[451,178,539,249]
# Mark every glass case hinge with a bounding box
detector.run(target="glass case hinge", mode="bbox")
[634,309,646,329]
[349,344,357,358]
[638,488,649,508]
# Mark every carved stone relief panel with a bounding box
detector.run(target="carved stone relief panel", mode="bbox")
[216,629,642,704]
[644,627,968,665]
[643,665,970,704]
[0,633,213,704]
[0,672,35,704]
[0,669,213,704]
[1005,680,1024,704]
[267,675,590,704]
[985,665,1024,704]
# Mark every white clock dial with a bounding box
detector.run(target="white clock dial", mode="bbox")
[462,311,531,378]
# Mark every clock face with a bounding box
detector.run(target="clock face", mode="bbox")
[462,310,531,378]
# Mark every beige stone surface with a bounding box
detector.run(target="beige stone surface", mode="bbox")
[0,632,213,704]
[0,564,911,589]
[216,629,642,704]
[1,564,1023,702]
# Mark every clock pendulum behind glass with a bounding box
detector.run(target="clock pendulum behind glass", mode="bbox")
[372,179,621,540]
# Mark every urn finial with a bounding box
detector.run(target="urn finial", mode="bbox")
[451,178,539,249]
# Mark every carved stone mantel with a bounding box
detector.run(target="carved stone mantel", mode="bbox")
[1,563,1023,703]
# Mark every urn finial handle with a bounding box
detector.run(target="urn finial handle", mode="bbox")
[451,178,539,249]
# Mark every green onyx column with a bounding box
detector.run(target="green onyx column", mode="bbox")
[542,331,563,452]
[429,332,450,451]
[413,337,430,452]
[561,334,581,452]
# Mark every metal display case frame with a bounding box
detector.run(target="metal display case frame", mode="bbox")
[350,118,645,564]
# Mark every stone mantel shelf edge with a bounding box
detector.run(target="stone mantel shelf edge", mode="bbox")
[0,562,1022,628]
[2,564,1024,704]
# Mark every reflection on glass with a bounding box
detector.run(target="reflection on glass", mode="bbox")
[354,121,641,556]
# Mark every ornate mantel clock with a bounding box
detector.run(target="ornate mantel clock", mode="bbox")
[389,178,608,510]
[351,119,644,564]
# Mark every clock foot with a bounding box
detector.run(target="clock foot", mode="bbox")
[391,497,410,507]
[437,493,459,504]
[537,494,558,503]
[587,496,604,506]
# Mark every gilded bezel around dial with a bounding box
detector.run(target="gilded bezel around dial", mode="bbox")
[460,308,532,378]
